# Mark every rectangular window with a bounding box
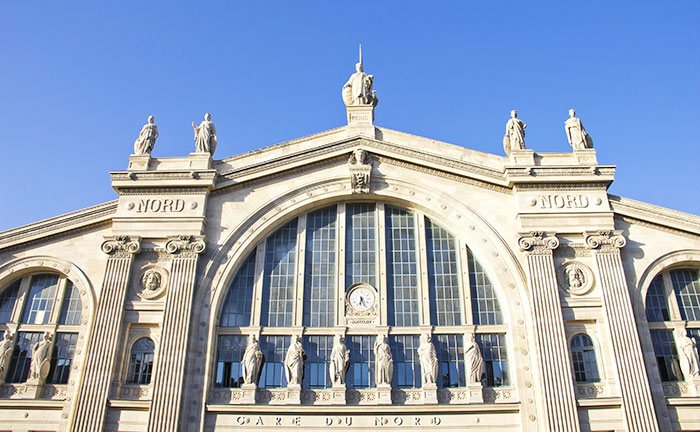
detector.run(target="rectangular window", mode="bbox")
[0,279,20,323]
[7,331,43,383]
[386,207,420,327]
[303,207,337,327]
[477,333,508,386]
[426,219,462,326]
[303,336,333,389]
[651,329,682,381]
[219,251,257,327]
[645,276,670,322]
[469,249,503,325]
[21,275,59,325]
[434,334,465,388]
[259,336,290,388]
[670,269,700,321]
[390,335,421,388]
[47,332,77,384]
[345,203,377,288]
[59,283,82,325]
[260,220,298,327]
[215,335,247,387]
[346,335,374,389]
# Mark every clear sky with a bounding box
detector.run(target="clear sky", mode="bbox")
[1,2,698,231]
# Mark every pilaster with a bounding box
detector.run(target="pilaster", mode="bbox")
[72,236,141,432]
[519,232,580,432]
[584,230,661,432]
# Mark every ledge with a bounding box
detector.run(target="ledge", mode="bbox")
[0,399,64,409]
[108,399,151,409]
[666,397,700,406]
[206,403,520,414]
[576,397,622,407]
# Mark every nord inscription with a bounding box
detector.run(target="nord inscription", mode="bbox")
[536,194,589,209]
[136,198,186,213]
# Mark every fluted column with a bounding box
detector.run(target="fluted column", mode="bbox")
[585,231,660,432]
[72,236,141,432]
[147,235,206,432]
[519,232,580,432]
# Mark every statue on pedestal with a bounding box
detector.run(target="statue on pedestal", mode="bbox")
[0,330,14,384]
[676,329,700,379]
[465,334,483,384]
[284,335,305,385]
[342,45,378,107]
[133,115,159,155]
[241,335,263,385]
[374,334,393,385]
[28,332,53,385]
[503,110,526,155]
[330,335,350,386]
[418,334,438,386]
[192,113,218,155]
[565,109,593,150]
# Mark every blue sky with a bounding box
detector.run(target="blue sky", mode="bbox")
[1,2,698,231]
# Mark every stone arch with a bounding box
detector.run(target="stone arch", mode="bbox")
[637,249,700,301]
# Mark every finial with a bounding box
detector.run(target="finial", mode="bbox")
[359,44,363,67]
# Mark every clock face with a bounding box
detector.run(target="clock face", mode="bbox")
[349,287,375,311]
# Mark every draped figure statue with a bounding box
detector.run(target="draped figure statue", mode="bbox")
[503,110,526,155]
[284,335,305,385]
[0,330,14,384]
[418,334,438,386]
[133,115,158,155]
[565,108,594,150]
[374,334,393,385]
[466,334,483,384]
[241,335,263,385]
[28,332,53,384]
[192,112,218,155]
[676,329,700,379]
[330,335,350,386]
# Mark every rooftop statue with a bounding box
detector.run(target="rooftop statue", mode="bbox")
[342,45,378,107]
[565,108,594,150]
[133,115,158,155]
[503,110,526,155]
[192,112,218,155]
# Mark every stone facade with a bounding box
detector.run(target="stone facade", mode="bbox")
[0,69,699,432]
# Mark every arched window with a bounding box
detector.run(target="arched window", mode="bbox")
[126,338,155,385]
[0,274,82,384]
[644,268,700,382]
[215,202,508,392]
[570,334,600,383]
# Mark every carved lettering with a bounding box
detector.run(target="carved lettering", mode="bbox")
[136,199,186,213]
[326,418,333,426]
[236,416,246,426]
[291,417,301,426]
[393,417,403,426]
[276,417,282,426]
[256,417,263,426]
[537,194,590,209]
[415,417,421,426]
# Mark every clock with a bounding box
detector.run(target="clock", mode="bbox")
[348,285,376,311]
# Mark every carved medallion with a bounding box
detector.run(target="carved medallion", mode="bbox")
[138,266,168,300]
[559,261,594,296]
[345,283,378,325]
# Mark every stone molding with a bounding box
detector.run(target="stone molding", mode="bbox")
[583,230,626,251]
[101,236,142,257]
[164,235,206,257]
[518,232,559,254]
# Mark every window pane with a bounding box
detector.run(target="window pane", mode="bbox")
[7,332,43,383]
[386,207,419,326]
[303,336,333,389]
[650,330,682,381]
[259,336,290,388]
[21,275,59,325]
[346,335,374,389]
[469,250,503,325]
[688,329,700,360]
[303,207,337,327]
[390,335,421,388]
[645,276,670,322]
[435,334,465,388]
[59,282,82,325]
[260,220,298,327]
[570,334,600,383]
[345,203,377,288]
[670,269,700,321]
[426,218,462,326]
[476,333,508,387]
[47,332,77,384]
[127,337,155,385]
[0,280,20,323]
[219,251,257,327]
[215,335,246,388]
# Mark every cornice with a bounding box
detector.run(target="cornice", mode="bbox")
[609,194,700,237]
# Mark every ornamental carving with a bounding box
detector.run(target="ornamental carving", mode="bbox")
[101,236,141,257]
[518,232,559,254]
[348,149,372,194]
[559,261,595,296]
[583,230,626,250]
[165,235,206,257]
[138,266,169,300]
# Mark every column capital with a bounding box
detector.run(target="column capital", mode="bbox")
[165,235,206,257]
[101,235,141,257]
[583,230,626,250]
[518,231,559,253]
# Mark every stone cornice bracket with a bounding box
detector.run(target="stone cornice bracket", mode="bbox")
[583,230,626,251]
[518,231,559,254]
[165,235,206,257]
[101,235,141,257]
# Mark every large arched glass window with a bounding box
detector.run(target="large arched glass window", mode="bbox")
[126,338,155,385]
[0,273,82,385]
[215,202,509,394]
[570,334,600,383]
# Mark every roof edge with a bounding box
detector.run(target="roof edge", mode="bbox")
[609,194,700,236]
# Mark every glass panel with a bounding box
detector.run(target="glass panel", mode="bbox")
[469,249,503,325]
[570,334,600,383]
[47,332,77,384]
[476,333,508,387]
[386,207,419,327]
[303,207,337,327]
[59,282,82,325]
[21,275,59,325]
[303,336,333,389]
[645,276,670,322]
[670,269,700,321]
[0,279,20,323]
[259,336,290,388]
[7,331,43,383]
[127,337,155,385]
[426,218,462,326]
[260,220,298,327]
[215,335,246,388]
[219,251,257,327]
[345,203,377,288]
[688,329,700,359]
[434,334,465,388]
[390,335,421,388]
[650,330,682,381]
[346,335,374,389]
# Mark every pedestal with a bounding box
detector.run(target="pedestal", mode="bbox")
[688,378,700,396]
[188,152,213,169]
[421,383,438,404]
[331,385,347,404]
[573,148,598,165]
[22,382,42,399]
[128,154,151,171]
[376,384,392,405]
[345,105,376,138]
[285,383,301,405]
[467,382,483,404]
[508,149,535,165]
[241,383,257,404]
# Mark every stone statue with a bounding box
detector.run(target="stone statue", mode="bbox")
[28,332,53,384]
[503,110,526,155]
[676,329,700,379]
[565,109,593,150]
[133,115,159,155]
[465,334,483,384]
[348,148,371,193]
[374,334,393,385]
[241,334,263,385]
[284,335,305,385]
[565,266,585,290]
[192,113,218,155]
[142,269,162,292]
[418,334,438,386]
[342,45,378,107]
[0,330,14,384]
[330,335,350,386]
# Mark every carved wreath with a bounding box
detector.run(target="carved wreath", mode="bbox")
[559,261,595,296]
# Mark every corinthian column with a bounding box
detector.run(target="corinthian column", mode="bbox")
[72,236,141,432]
[519,232,580,432]
[147,235,206,432]
[584,231,660,431]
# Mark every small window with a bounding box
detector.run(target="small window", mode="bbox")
[570,334,600,383]
[469,250,503,325]
[303,336,333,389]
[346,335,374,389]
[645,276,670,322]
[0,280,20,323]
[651,330,682,381]
[477,333,508,386]
[258,336,290,388]
[21,275,59,325]
[59,282,82,325]
[215,335,246,387]
[126,338,155,385]
[219,251,257,327]
[7,332,43,383]
[434,334,465,388]
[670,269,700,321]
[47,333,78,384]
[390,335,421,388]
